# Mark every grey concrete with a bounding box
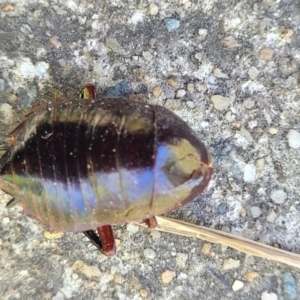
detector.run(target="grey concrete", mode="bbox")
[0,1,299,299]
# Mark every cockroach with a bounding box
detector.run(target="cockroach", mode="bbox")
[0,84,212,256]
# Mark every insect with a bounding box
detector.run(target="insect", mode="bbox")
[0,84,212,256]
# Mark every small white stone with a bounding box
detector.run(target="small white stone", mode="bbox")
[287,129,300,149]
[261,291,278,300]
[232,280,244,291]
[176,89,186,98]
[211,95,231,111]
[255,158,265,172]
[270,190,287,204]
[186,101,195,109]
[223,258,240,270]
[149,3,158,15]
[251,206,262,218]
[248,66,259,80]
[243,98,255,109]
[213,68,229,79]
[268,128,278,135]
[198,28,208,37]
[0,103,14,125]
[187,82,195,93]
[144,248,156,259]
[225,111,235,122]
[126,223,139,233]
[266,210,277,223]
[175,253,188,268]
[129,11,144,24]
[142,51,153,61]
[244,164,256,183]
[2,217,10,225]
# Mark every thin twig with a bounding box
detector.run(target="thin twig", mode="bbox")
[135,216,300,269]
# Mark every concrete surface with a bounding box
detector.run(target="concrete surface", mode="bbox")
[0,0,299,299]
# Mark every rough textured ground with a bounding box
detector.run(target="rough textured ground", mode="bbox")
[0,0,300,299]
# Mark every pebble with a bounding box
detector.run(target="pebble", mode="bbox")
[244,164,256,183]
[261,292,278,300]
[213,68,229,79]
[232,280,244,291]
[43,231,64,239]
[243,98,255,109]
[187,82,195,93]
[237,127,254,143]
[0,78,5,91]
[50,36,62,48]
[149,3,158,15]
[164,99,181,109]
[246,271,260,282]
[255,158,265,172]
[144,248,156,259]
[152,86,163,97]
[201,243,212,255]
[217,203,228,214]
[0,103,14,124]
[161,270,176,284]
[268,128,278,135]
[186,101,195,109]
[239,208,246,217]
[248,66,259,80]
[129,11,144,25]
[71,260,102,279]
[211,95,231,111]
[221,245,228,252]
[164,18,180,31]
[223,258,240,270]
[126,223,139,233]
[225,111,235,122]
[175,253,188,268]
[198,28,208,38]
[139,288,149,298]
[2,217,10,225]
[2,3,16,11]
[270,189,287,204]
[114,273,125,284]
[259,48,274,61]
[282,272,297,300]
[150,230,161,240]
[175,89,186,98]
[142,51,153,61]
[266,210,277,223]
[167,78,177,87]
[287,129,300,149]
[251,206,262,218]
[220,36,240,48]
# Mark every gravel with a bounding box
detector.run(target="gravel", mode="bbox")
[0,0,300,299]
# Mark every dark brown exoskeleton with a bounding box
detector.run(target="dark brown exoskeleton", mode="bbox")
[0,84,212,256]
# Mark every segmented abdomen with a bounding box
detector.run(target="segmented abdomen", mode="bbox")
[0,99,212,232]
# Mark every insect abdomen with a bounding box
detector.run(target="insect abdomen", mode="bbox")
[0,98,212,232]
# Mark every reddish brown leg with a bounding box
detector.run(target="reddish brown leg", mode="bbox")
[144,216,158,228]
[79,84,96,99]
[96,225,116,256]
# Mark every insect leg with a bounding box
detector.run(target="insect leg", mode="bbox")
[5,198,20,208]
[144,216,158,228]
[82,230,103,252]
[79,84,96,100]
[96,225,116,256]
